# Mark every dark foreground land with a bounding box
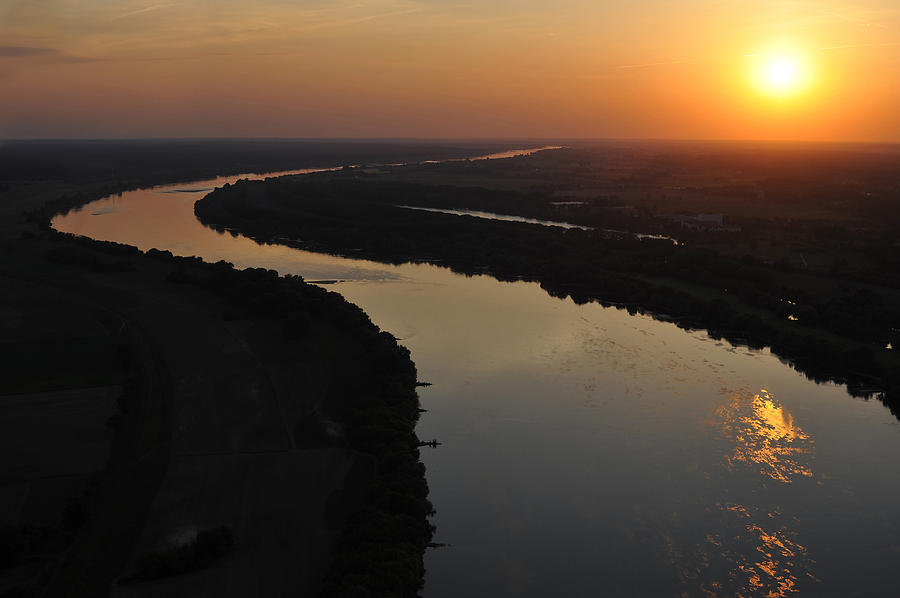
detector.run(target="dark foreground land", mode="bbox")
[194,141,900,412]
[0,139,521,597]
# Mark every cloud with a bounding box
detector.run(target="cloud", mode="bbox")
[0,46,55,57]
[0,46,99,63]
[294,6,422,32]
[811,8,886,29]
[110,2,178,21]
[819,42,899,51]
[615,59,706,70]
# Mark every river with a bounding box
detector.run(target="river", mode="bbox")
[52,149,900,597]
[395,204,678,242]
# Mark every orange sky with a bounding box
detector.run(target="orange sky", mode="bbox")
[1,0,898,141]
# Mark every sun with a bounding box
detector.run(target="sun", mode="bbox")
[750,49,812,98]
[764,59,799,91]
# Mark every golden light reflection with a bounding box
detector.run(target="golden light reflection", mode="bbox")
[716,389,814,483]
[669,500,817,597]
[725,503,815,598]
[677,389,819,595]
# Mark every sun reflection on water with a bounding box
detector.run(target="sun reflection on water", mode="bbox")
[716,389,813,483]
[728,502,817,597]
[670,499,817,598]
[669,389,820,596]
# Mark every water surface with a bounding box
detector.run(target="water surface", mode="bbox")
[395,204,678,242]
[53,155,900,597]
[396,205,593,230]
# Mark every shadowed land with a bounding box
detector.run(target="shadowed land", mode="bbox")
[0,140,504,598]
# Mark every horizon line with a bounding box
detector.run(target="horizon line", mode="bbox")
[3,136,900,146]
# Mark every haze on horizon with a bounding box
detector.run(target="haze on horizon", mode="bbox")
[1,0,899,142]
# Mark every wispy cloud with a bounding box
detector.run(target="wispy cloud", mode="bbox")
[294,7,422,32]
[0,46,55,57]
[811,8,886,29]
[110,2,178,22]
[819,42,899,51]
[0,46,99,63]
[615,58,706,70]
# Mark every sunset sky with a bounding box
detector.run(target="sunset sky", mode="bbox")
[1,0,898,141]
